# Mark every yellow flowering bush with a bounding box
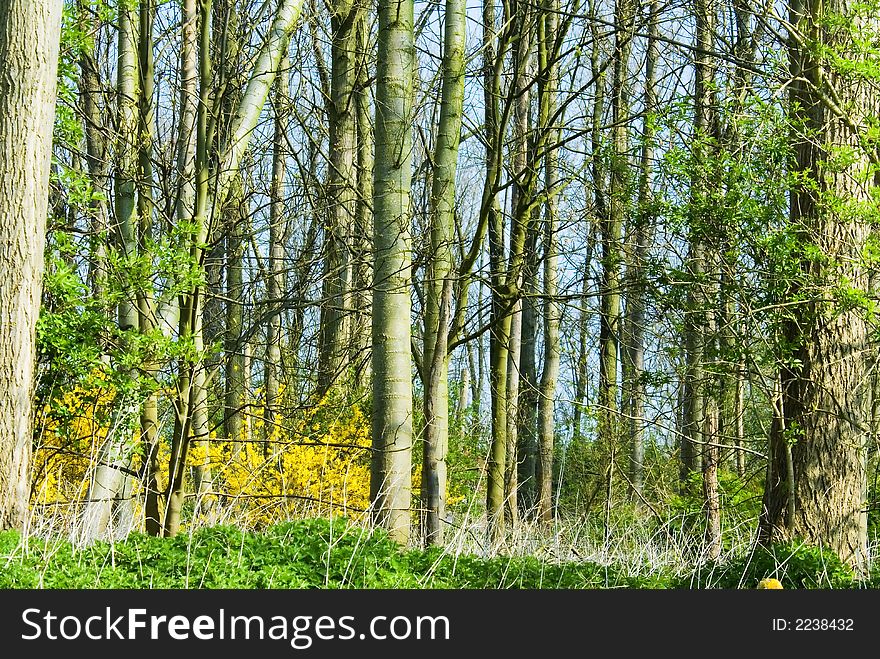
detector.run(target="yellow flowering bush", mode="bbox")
[32,375,118,505]
[196,393,373,529]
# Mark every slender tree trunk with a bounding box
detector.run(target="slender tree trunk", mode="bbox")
[598,0,631,452]
[83,0,140,541]
[351,5,373,392]
[422,0,466,545]
[78,6,126,539]
[77,1,110,302]
[504,300,521,525]
[535,0,560,524]
[265,53,290,458]
[163,0,201,537]
[0,0,63,531]
[512,2,537,516]
[317,0,360,396]
[136,0,163,537]
[483,0,510,542]
[693,0,721,556]
[371,0,415,544]
[622,0,657,500]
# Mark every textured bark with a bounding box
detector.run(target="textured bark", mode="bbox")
[371,0,415,544]
[0,0,62,530]
[760,0,875,572]
[422,0,466,545]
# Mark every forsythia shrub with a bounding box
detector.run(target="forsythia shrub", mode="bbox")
[32,372,118,505]
[196,392,373,528]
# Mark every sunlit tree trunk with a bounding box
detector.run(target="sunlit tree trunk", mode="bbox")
[264,52,290,459]
[422,0,465,546]
[164,0,202,537]
[371,0,415,544]
[598,0,632,453]
[0,0,62,531]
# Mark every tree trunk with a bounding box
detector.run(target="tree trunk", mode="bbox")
[504,300,521,526]
[163,0,202,537]
[137,0,163,537]
[483,0,510,543]
[693,0,721,556]
[535,0,560,525]
[760,0,875,573]
[265,52,289,459]
[512,1,537,516]
[371,0,415,545]
[0,0,62,531]
[422,0,466,546]
[598,0,631,452]
[351,5,373,392]
[623,0,657,500]
[317,0,360,396]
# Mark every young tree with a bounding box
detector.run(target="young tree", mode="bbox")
[371,0,415,544]
[422,0,467,545]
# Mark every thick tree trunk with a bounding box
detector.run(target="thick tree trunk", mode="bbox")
[760,0,875,573]
[0,0,62,531]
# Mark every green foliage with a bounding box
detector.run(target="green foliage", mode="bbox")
[681,541,856,589]
[2,520,875,589]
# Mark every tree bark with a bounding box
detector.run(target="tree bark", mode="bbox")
[422,0,466,545]
[371,0,415,544]
[760,0,875,573]
[317,0,360,396]
[0,0,62,531]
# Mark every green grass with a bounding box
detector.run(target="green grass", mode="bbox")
[1,518,875,589]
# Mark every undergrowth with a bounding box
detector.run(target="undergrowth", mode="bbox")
[1,517,876,589]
